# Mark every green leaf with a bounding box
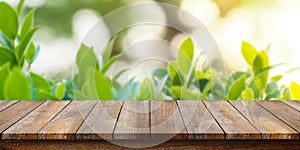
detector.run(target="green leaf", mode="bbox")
[0,47,18,67]
[112,68,129,81]
[103,36,117,64]
[252,51,269,91]
[17,0,25,15]
[0,2,19,40]
[241,41,258,67]
[172,72,184,86]
[4,69,31,100]
[101,54,120,74]
[171,86,199,100]
[30,72,51,99]
[54,82,66,100]
[20,9,36,40]
[94,71,113,100]
[116,79,139,100]
[193,79,209,92]
[242,88,254,100]
[229,71,251,83]
[290,82,300,100]
[0,32,13,49]
[136,78,155,100]
[25,43,36,65]
[0,64,10,99]
[168,61,178,78]
[75,44,99,87]
[153,68,168,80]
[271,75,282,82]
[226,76,246,100]
[15,27,39,63]
[179,38,194,61]
[249,82,260,99]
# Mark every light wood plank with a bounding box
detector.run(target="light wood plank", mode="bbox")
[0,101,19,112]
[204,101,261,139]
[257,101,300,133]
[151,101,187,140]
[114,101,150,140]
[38,101,96,140]
[282,101,300,112]
[177,101,224,139]
[230,101,298,139]
[2,101,70,139]
[0,101,44,134]
[76,101,123,140]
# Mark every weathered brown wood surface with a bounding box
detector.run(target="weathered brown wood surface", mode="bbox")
[0,100,299,149]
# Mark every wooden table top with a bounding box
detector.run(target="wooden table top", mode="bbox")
[0,100,299,140]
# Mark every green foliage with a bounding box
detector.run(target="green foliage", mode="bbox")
[0,2,299,101]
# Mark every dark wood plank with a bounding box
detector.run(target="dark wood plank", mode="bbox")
[177,101,224,139]
[1,140,299,150]
[0,101,19,112]
[0,101,44,134]
[229,101,298,139]
[2,101,70,140]
[77,101,123,140]
[203,101,261,139]
[114,101,150,140]
[38,101,96,140]
[282,101,300,112]
[151,101,187,140]
[257,101,300,133]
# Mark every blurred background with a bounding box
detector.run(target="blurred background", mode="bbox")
[2,0,300,85]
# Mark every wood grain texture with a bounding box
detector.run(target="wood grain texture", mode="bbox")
[257,101,300,133]
[177,101,224,139]
[282,101,300,112]
[114,101,150,140]
[203,101,261,139]
[151,101,187,140]
[77,101,123,140]
[38,101,96,140]
[2,101,70,140]
[0,101,44,134]
[229,101,298,139]
[0,101,19,112]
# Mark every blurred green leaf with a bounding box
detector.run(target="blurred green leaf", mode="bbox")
[242,87,254,100]
[193,79,209,92]
[229,71,251,83]
[252,51,269,91]
[25,43,36,65]
[101,54,120,74]
[265,81,280,100]
[271,75,282,82]
[290,82,300,100]
[179,38,194,61]
[136,78,155,100]
[30,72,51,100]
[0,2,19,41]
[15,27,39,63]
[94,71,113,100]
[226,76,246,100]
[168,61,178,78]
[0,32,12,49]
[241,41,258,67]
[0,64,10,99]
[103,36,117,64]
[172,72,184,86]
[0,47,18,67]
[20,9,36,40]
[153,68,168,80]
[4,69,31,100]
[171,86,199,100]
[54,82,66,100]
[17,0,25,15]
[249,82,260,99]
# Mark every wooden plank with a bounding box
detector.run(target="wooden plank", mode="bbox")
[77,101,123,140]
[151,101,187,140]
[114,101,150,140]
[0,101,44,134]
[203,101,261,139]
[282,101,300,112]
[257,101,300,133]
[2,101,70,140]
[229,101,298,139]
[0,101,19,112]
[177,101,224,139]
[38,101,96,140]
